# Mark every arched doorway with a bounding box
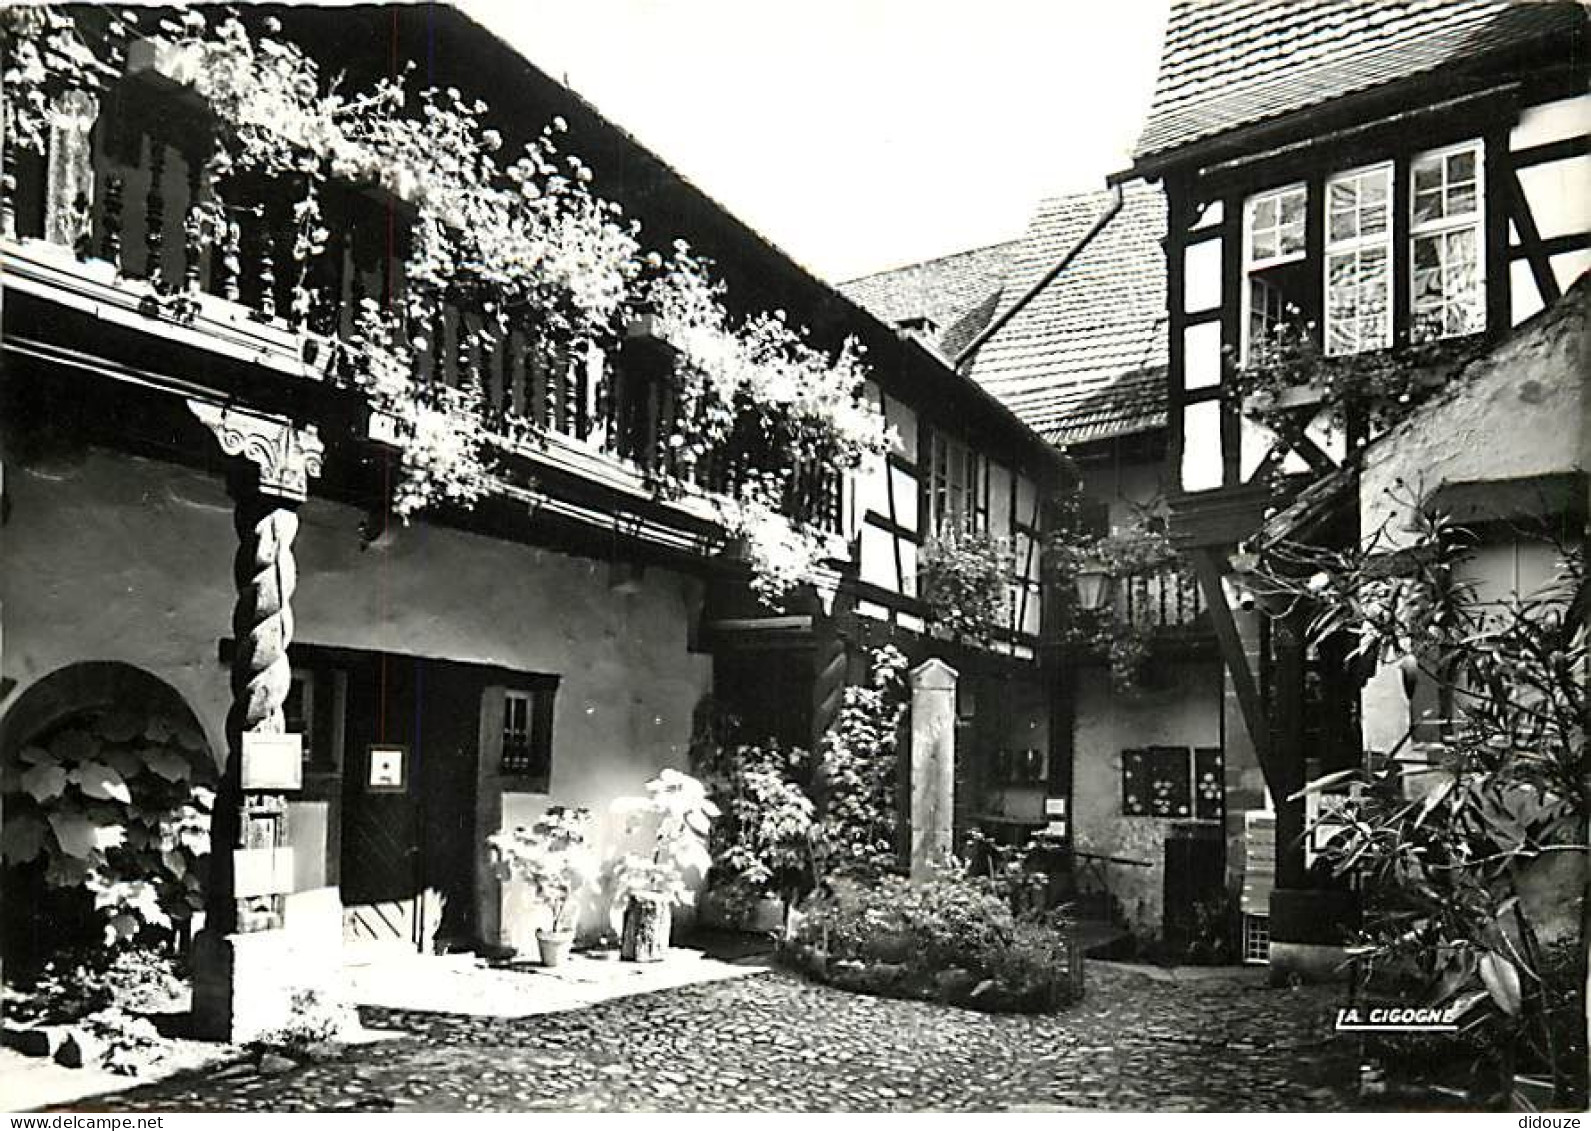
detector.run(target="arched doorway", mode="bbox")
[1,663,217,976]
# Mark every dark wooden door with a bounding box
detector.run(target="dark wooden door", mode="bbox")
[1162,820,1226,955]
[340,654,426,950]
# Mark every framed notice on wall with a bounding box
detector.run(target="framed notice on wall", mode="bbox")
[366,744,409,793]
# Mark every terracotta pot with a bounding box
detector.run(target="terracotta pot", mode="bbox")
[536,928,575,968]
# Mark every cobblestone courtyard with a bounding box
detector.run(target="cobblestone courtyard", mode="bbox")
[95,964,1359,1112]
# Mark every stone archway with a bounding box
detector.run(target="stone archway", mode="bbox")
[1,662,217,974]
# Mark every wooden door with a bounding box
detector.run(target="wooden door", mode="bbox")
[339,655,427,952]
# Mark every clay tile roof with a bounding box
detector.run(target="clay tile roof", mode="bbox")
[1135,0,1587,162]
[841,184,1168,448]
[964,181,1169,447]
[839,241,1019,359]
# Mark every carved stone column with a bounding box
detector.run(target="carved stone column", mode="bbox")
[188,401,335,1042]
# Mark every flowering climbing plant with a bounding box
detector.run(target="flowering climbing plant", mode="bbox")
[1,7,889,604]
[1230,318,1484,436]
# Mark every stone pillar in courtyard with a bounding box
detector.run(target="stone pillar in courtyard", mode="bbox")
[187,401,339,1042]
[908,658,957,879]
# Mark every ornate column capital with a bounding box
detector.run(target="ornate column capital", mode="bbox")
[189,401,324,502]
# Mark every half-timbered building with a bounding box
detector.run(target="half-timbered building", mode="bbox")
[844,183,1228,949]
[1122,0,1589,979]
[0,3,1068,1038]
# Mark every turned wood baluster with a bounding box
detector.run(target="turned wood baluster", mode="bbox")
[143,134,166,286]
[2,131,17,242]
[545,341,563,433]
[567,345,587,440]
[98,172,125,268]
[183,152,206,293]
[218,213,241,303]
[257,203,277,320]
[457,309,476,399]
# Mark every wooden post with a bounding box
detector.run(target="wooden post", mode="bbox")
[1270,615,1308,890]
[188,402,332,1042]
[43,90,97,252]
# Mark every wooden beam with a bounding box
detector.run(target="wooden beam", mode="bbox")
[1506,166,1562,308]
[1189,548,1270,778]
[1166,483,1274,548]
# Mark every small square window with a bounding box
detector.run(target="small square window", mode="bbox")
[500,686,555,787]
[1242,913,1271,964]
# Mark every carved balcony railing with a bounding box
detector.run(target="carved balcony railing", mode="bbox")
[1113,563,1207,632]
[1,68,843,538]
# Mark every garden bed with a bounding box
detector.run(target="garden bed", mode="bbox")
[780,873,1084,1015]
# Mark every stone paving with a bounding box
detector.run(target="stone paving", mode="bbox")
[78,962,1359,1112]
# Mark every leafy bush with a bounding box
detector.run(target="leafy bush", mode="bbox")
[248,988,353,1059]
[4,945,185,1026]
[708,740,816,906]
[1255,498,1586,1105]
[787,869,1080,1012]
[1,707,214,952]
[605,769,719,911]
[814,645,908,878]
[487,806,598,933]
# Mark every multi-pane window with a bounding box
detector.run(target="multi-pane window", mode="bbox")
[1242,913,1271,964]
[1242,185,1307,359]
[1248,185,1307,265]
[1411,143,1484,342]
[928,431,987,534]
[1324,164,1392,356]
[1239,141,1486,361]
[500,686,555,787]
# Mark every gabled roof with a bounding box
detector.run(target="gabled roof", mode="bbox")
[839,241,1018,360]
[1135,0,1586,164]
[965,182,1168,447]
[840,183,1168,449]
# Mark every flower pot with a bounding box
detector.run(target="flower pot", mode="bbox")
[620,893,671,962]
[536,928,576,968]
[747,894,784,934]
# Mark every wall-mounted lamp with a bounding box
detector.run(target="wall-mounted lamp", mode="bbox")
[1074,569,1113,612]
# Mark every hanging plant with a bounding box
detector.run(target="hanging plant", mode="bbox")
[8,9,892,606]
[1049,507,1183,693]
[920,527,1014,645]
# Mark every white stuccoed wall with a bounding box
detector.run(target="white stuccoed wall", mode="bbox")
[0,445,713,945]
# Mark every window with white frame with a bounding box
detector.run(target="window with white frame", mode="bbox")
[1324,163,1393,356]
[927,430,987,534]
[1411,142,1484,343]
[1242,184,1307,359]
[1236,140,1487,361]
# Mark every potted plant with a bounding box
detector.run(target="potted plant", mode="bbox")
[713,741,816,931]
[486,806,597,967]
[606,769,718,962]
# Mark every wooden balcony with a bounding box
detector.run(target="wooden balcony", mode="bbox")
[1111,563,1208,633]
[0,67,842,539]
